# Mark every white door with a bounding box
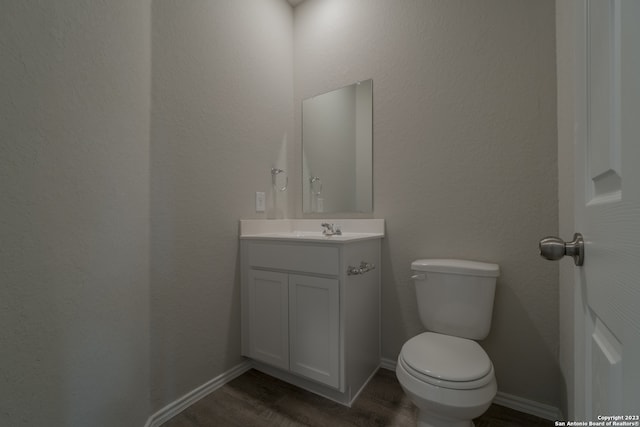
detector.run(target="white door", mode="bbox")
[573,0,640,419]
[248,269,289,370]
[288,274,340,389]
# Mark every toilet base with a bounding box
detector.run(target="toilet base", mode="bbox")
[396,356,495,427]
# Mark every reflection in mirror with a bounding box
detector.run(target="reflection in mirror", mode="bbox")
[302,79,373,213]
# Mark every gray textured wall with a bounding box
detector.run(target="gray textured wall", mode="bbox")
[150,0,294,412]
[1,1,151,425]
[293,0,560,407]
[1,0,563,423]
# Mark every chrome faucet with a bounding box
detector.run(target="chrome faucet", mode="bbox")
[321,222,342,236]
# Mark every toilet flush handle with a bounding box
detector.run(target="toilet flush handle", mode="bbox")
[410,273,425,280]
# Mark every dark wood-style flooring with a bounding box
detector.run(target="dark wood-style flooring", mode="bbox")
[162,368,552,426]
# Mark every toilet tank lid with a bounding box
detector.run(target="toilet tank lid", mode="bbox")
[411,259,500,277]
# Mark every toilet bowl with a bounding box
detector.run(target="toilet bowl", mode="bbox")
[396,332,496,427]
[396,259,500,427]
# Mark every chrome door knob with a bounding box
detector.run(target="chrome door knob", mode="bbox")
[539,233,584,266]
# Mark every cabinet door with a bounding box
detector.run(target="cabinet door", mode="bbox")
[289,274,340,388]
[248,270,289,370]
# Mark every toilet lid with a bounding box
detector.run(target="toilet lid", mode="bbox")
[401,332,492,383]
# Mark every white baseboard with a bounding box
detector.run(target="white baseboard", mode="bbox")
[380,357,397,371]
[493,391,563,421]
[349,363,384,406]
[378,357,562,421]
[145,360,252,427]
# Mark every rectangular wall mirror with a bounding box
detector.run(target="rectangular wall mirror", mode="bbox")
[302,79,373,213]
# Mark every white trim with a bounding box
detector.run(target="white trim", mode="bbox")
[379,357,397,371]
[252,360,351,406]
[145,360,252,427]
[349,364,384,405]
[378,357,562,421]
[493,392,563,421]
[252,360,373,407]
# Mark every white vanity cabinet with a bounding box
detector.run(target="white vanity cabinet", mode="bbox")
[246,269,290,370]
[288,273,340,388]
[240,225,382,406]
[246,269,339,387]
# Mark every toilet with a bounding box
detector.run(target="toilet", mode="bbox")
[396,259,500,427]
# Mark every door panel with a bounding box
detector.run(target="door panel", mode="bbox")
[587,0,622,201]
[288,274,340,388]
[248,270,289,370]
[575,0,640,418]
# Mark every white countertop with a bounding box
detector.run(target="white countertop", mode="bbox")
[239,219,384,243]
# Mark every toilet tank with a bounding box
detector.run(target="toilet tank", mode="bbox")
[411,259,500,340]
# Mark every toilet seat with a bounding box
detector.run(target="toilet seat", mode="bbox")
[399,332,494,390]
